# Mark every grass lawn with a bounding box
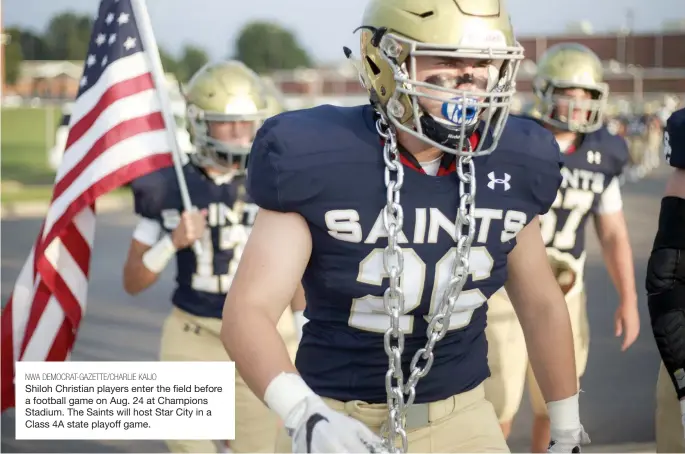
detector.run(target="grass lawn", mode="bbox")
[1,106,60,186]
[1,107,131,203]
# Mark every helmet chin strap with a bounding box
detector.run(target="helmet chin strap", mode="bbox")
[419,111,479,149]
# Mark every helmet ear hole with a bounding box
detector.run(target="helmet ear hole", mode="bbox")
[366,57,381,76]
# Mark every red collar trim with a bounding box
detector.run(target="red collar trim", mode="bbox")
[390,132,480,176]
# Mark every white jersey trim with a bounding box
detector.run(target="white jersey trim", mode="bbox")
[596,177,623,215]
[133,216,162,246]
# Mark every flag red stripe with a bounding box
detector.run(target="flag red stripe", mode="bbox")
[45,321,75,362]
[61,223,92,277]
[38,153,172,260]
[19,281,51,357]
[35,256,85,330]
[64,73,155,152]
[52,112,166,200]
[1,296,16,412]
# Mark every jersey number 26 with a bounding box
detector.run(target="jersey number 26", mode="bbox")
[349,247,494,334]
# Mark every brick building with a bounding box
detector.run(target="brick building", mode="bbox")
[270,31,685,105]
[515,31,685,93]
[9,60,83,100]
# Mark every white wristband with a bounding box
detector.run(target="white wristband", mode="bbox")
[264,372,316,422]
[547,392,581,432]
[142,235,176,273]
[293,311,307,340]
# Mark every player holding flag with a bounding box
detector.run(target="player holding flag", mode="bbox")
[1,0,188,413]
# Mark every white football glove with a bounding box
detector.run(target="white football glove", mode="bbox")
[548,426,591,453]
[547,393,590,453]
[285,394,387,453]
[265,372,387,453]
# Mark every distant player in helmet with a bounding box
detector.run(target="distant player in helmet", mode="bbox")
[123,61,304,453]
[484,43,640,452]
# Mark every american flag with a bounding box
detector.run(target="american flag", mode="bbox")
[1,0,176,412]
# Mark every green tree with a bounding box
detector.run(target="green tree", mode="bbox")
[233,21,312,73]
[158,46,179,75]
[4,35,24,84]
[44,12,94,60]
[6,27,51,60]
[177,45,209,81]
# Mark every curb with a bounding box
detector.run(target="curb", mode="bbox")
[1,194,132,220]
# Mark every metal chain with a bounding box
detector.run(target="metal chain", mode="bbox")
[376,115,478,453]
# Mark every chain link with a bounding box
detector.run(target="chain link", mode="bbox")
[376,115,478,453]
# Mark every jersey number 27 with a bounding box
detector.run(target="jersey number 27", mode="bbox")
[540,188,594,250]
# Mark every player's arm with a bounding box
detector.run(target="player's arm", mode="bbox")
[592,177,640,351]
[646,168,685,408]
[122,211,206,295]
[123,217,163,294]
[221,208,311,400]
[230,124,385,452]
[505,219,582,432]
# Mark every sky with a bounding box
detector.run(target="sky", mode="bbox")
[3,0,678,63]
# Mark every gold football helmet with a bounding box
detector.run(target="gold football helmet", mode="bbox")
[356,0,524,156]
[533,43,608,133]
[184,61,269,174]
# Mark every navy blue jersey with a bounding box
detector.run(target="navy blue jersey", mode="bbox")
[131,164,257,319]
[538,125,629,264]
[666,107,685,170]
[247,105,562,403]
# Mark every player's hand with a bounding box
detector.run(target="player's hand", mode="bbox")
[171,209,207,250]
[614,302,640,351]
[548,426,590,453]
[286,394,387,453]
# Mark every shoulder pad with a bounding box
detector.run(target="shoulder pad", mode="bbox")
[666,108,685,170]
[494,116,563,215]
[246,104,376,212]
[130,166,178,218]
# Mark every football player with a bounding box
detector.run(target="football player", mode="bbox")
[484,43,641,452]
[647,107,685,453]
[221,1,589,453]
[122,61,304,453]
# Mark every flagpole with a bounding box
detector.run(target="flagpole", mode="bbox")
[129,0,202,255]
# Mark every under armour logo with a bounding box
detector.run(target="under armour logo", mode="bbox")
[664,131,672,163]
[487,172,511,191]
[586,150,601,164]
